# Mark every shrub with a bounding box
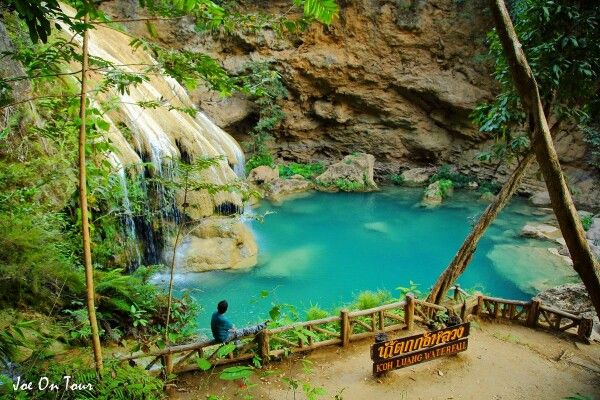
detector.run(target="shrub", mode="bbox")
[390,173,404,186]
[245,153,274,174]
[478,180,502,195]
[438,179,454,198]
[305,305,329,321]
[353,290,392,310]
[582,214,594,231]
[430,164,471,188]
[334,179,364,192]
[279,162,324,179]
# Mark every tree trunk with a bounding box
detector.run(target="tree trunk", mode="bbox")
[427,150,536,304]
[78,15,104,374]
[488,0,600,316]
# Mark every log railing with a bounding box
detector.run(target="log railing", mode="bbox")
[475,295,593,342]
[118,290,593,375]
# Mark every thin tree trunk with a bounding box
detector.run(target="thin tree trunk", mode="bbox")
[489,0,600,315]
[164,174,189,346]
[78,15,103,374]
[427,149,536,304]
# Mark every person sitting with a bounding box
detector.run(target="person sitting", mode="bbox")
[210,300,267,343]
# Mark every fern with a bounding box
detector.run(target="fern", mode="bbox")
[294,0,339,24]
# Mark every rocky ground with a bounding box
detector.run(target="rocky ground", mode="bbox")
[170,321,600,400]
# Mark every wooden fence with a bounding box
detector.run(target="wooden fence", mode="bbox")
[118,288,593,375]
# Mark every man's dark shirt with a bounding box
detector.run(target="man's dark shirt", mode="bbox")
[211,311,233,342]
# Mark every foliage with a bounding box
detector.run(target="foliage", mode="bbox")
[473,0,600,168]
[279,162,324,179]
[3,358,165,399]
[353,290,392,310]
[245,153,275,174]
[437,179,454,198]
[389,173,405,186]
[333,179,364,192]
[305,305,329,321]
[581,214,593,231]
[430,164,471,189]
[396,281,422,299]
[241,61,288,168]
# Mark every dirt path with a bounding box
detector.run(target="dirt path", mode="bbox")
[170,321,600,400]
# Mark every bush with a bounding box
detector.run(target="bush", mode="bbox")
[245,153,274,174]
[353,290,392,310]
[430,164,471,188]
[438,179,454,198]
[389,173,404,186]
[279,162,324,179]
[478,180,502,195]
[305,305,329,321]
[3,359,165,399]
[334,179,364,192]
[582,214,594,231]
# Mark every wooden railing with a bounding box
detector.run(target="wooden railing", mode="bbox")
[118,289,593,375]
[475,295,593,342]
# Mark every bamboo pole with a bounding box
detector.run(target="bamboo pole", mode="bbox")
[488,0,600,318]
[78,14,103,375]
[340,310,350,347]
[404,294,414,331]
[427,150,536,304]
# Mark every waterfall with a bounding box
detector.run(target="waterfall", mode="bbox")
[64,15,249,267]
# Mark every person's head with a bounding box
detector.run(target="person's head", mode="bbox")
[217,300,228,314]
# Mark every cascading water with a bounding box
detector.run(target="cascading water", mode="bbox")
[66,15,249,267]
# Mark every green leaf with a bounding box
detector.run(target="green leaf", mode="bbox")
[216,342,236,358]
[196,357,212,371]
[219,366,254,381]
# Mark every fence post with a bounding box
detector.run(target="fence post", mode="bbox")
[163,354,173,376]
[577,317,593,343]
[527,300,541,328]
[476,294,484,317]
[257,330,270,365]
[460,300,467,321]
[405,294,414,331]
[453,285,460,302]
[340,309,350,347]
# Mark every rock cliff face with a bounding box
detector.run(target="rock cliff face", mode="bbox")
[143,0,599,209]
[169,0,496,171]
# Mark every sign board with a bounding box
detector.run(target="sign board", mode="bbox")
[371,322,470,374]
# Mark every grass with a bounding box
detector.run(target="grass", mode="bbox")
[279,162,324,180]
[581,214,594,231]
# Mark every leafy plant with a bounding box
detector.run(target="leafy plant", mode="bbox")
[390,173,405,186]
[353,290,392,310]
[333,179,364,192]
[305,305,329,321]
[245,153,275,173]
[430,165,471,189]
[396,281,422,299]
[279,162,324,179]
[581,214,594,231]
[437,179,454,198]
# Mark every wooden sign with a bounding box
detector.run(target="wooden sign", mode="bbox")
[371,322,470,374]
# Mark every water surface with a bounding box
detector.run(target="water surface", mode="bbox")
[155,187,577,329]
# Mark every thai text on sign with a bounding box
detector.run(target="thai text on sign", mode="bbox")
[371,322,470,374]
[371,322,470,362]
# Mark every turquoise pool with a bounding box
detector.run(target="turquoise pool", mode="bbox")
[155,187,577,329]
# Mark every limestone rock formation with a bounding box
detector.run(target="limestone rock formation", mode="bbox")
[178,217,257,272]
[267,177,314,202]
[247,166,279,185]
[316,153,377,190]
[421,180,452,206]
[535,283,600,339]
[521,223,565,245]
[401,167,435,187]
[587,217,600,242]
